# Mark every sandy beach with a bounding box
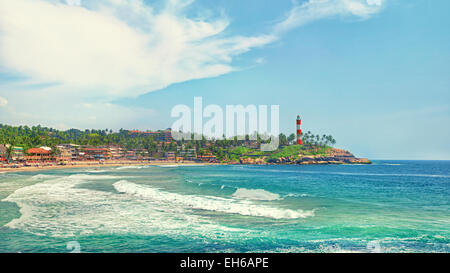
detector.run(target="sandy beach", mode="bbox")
[0,160,217,174]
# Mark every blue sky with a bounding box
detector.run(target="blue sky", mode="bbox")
[0,0,449,159]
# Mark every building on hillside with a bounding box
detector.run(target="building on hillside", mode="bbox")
[12,146,25,162]
[107,144,126,160]
[196,153,217,163]
[180,149,196,160]
[242,141,259,149]
[81,147,111,160]
[165,152,176,161]
[55,144,80,162]
[134,149,149,160]
[56,145,72,162]
[26,148,53,162]
[124,150,137,160]
[144,129,173,142]
[57,144,81,161]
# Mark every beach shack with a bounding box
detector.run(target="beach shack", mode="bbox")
[26,148,53,162]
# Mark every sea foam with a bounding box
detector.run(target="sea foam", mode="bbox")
[232,188,281,201]
[28,174,60,181]
[114,180,314,219]
[116,165,149,170]
[2,173,247,239]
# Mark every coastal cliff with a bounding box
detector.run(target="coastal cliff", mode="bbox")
[239,147,371,165]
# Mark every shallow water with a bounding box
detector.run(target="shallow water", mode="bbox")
[0,161,449,253]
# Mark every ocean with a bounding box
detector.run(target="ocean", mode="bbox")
[0,161,449,253]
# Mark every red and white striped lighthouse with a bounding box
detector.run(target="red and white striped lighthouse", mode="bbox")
[296,115,303,145]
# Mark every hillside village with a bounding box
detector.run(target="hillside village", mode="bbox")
[0,124,370,168]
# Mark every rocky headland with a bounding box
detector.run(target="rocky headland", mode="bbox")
[239,148,371,165]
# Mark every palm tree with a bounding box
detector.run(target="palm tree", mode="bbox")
[287,133,296,144]
[5,144,14,163]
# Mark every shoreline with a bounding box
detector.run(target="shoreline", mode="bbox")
[0,161,219,174]
[0,160,372,174]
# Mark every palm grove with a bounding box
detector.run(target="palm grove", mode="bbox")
[0,124,337,162]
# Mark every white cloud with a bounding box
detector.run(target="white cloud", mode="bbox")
[0,0,275,129]
[65,0,81,6]
[0,0,386,129]
[255,57,266,64]
[274,0,384,34]
[0,96,8,107]
[0,0,272,99]
[0,87,158,130]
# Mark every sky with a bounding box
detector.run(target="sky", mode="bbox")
[0,0,449,160]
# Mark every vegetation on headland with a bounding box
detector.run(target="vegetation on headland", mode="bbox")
[0,123,369,165]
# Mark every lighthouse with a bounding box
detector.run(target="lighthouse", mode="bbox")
[296,115,303,145]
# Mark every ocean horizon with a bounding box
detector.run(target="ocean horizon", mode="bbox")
[0,160,448,253]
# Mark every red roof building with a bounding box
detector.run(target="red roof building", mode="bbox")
[26,148,53,162]
[26,148,51,155]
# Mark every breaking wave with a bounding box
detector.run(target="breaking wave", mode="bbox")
[84,169,108,173]
[116,165,149,170]
[114,180,314,219]
[2,174,245,238]
[28,174,60,181]
[285,193,309,198]
[232,188,281,201]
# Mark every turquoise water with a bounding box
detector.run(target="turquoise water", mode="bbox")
[0,161,449,253]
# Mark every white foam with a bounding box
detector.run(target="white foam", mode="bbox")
[114,180,314,219]
[71,174,127,180]
[232,188,281,201]
[28,174,60,181]
[285,193,308,198]
[2,174,247,239]
[84,169,107,173]
[116,165,149,170]
[316,244,362,253]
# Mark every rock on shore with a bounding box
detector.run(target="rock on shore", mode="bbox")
[239,148,371,165]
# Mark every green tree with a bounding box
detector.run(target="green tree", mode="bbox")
[287,133,296,143]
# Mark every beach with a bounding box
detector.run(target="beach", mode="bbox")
[0,160,217,174]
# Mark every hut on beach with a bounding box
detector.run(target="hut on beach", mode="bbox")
[26,148,53,162]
